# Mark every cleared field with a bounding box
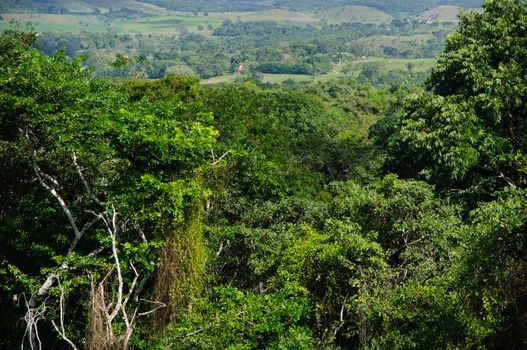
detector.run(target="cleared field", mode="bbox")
[5,0,173,15]
[263,73,314,84]
[117,12,247,33]
[348,57,436,73]
[0,9,319,34]
[201,58,437,85]
[356,34,433,46]
[201,73,315,85]
[416,5,471,23]
[87,0,172,15]
[243,9,317,23]
[354,33,435,55]
[0,13,108,32]
[314,6,393,24]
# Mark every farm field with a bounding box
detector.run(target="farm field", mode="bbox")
[314,5,393,24]
[0,9,322,34]
[348,57,436,72]
[416,5,481,23]
[201,58,437,85]
[355,33,435,49]
[0,5,471,34]
[0,5,400,34]
[0,13,108,33]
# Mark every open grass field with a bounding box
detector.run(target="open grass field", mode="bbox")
[0,8,320,34]
[201,58,437,85]
[120,9,317,33]
[356,33,433,45]
[416,5,480,23]
[86,0,172,15]
[241,9,317,23]
[353,33,436,57]
[348,57,436,72]
[0,13,108,32]
[314,6,393,24]
[200,73,315,85]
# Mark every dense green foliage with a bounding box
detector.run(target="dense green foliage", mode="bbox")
[2,0,527,349]
[385,0,527,196]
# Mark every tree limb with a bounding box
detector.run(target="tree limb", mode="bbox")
[51,278,79,350]
[73,152,101,206]
[211,150,230,165]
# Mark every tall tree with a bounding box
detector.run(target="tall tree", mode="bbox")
[385,0,527,198]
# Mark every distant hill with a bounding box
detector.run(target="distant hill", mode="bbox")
[1,0,484,16]
[0,0,171,15]
[137,0,484,15]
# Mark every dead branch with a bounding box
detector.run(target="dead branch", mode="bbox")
[87,207,165,350]
[51,278,79,350]
[211,150,231,166]
[21,294,47,350]
[137,300,167,317]
[133,221,149,245]
[26,132,84,254]
[333,297,349,338]
[73,152,102,205]
[99,205,124,325]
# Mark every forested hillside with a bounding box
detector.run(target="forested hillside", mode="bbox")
[1,0,482,15]
[1,0,527,349]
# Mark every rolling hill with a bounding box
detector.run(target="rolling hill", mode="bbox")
[314,5,394,24]
[416,5,479,22]
[1,0,484,16]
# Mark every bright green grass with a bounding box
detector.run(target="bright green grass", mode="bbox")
[112,10,318,33]
[346,57,436,73]
[355,34,434,50]
[0,9,318,35]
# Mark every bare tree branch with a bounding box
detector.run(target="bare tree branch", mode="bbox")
[73,152,101,206]
[133,221,148,245]
[21,294,47,350]
[211,150,231,166]
[27,134,83,249]
[51,278,79,350]
[99,205,124,324]
[137,300,167,317]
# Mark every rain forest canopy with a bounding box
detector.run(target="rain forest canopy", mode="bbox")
[1,0,527,349]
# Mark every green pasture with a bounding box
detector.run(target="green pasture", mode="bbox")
[201,58,437,85]
[346,57,436,72]
[0,9,320,34]
[314,5,393,24]
[0,13,108,32]
[355,33,434,51]
[417,5,462,23]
